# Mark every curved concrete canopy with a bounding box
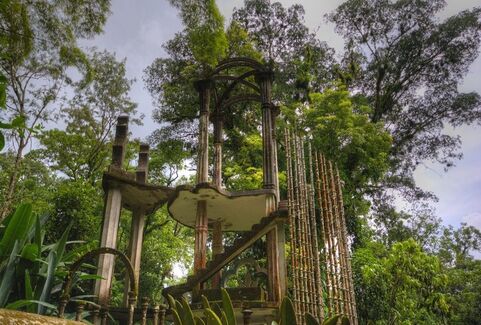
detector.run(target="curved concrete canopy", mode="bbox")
[168,183,276,231]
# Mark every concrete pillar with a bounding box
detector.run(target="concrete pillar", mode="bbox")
[193,80,212,276]
[256,71,285,303]
[95,116,128,307]
[123,143,149,306]
[95,187,122,306]
[255,71,277,192]
[213,112,224,188]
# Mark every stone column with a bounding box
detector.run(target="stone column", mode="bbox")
[95,116,128,307]
[213,111,224,188]
[123,143,149,306]
[193,80,212,275]
[266,222,286,302]
[255,71,277,192]
[256,71,285,303]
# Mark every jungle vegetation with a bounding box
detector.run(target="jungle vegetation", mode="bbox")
[1,0,480,324]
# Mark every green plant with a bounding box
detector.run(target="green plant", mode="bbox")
[167,289,350,325]
[273,296,350,325]
[167,288,236,325]
[0,203,90,315]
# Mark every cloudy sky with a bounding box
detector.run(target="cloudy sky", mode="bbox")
[83,0,481,230]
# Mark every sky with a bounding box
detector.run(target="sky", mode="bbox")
[82,0,481,231]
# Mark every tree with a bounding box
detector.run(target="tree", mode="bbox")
[438,223,481,267]
[0,0,111,220]
[232,0,336,102]
[38,50,138,186]
[328,0,481,202]
[282,86,392,242]
[353,239,449,324]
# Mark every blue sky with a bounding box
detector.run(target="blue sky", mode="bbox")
[83,0,481,231]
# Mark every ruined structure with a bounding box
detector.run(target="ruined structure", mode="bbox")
[57,58,357,324]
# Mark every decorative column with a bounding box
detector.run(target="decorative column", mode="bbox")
[256,71,285,303]
[211,108,224,288]
[193,80,212,276]
[255,71,277,193]
[123,144,149,306]
[212,111,224,188]
[94,116,128,307]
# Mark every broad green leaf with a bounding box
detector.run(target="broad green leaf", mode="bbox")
[167,294,177,311]
[34,215,42,249]
[305,312,320,325]
[175,299,184,317]
[172,309,182,325]
[0,241,21,307]
[205,308,223,325]
[24,270,35,313]
[201,294,211,310]
[0,203,33,259]
[279,297,296,325]
[21,243,39,261]
[181,297,195,325]
[212,302,223,318]
[195,316,206,325]
[54,222,73,263]
[220,310,228,325]
[322,315,341,325]
[78,274,103,281]
[5,299,57,311]
[37,251,57,314]
[221,288,236,325]
[0,132,4,151]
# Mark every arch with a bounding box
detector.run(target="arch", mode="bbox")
[221,94,262,110]
[212,74,260,93]
[211,57,266,76]
[58,247,137,317]
[214,70,260,112]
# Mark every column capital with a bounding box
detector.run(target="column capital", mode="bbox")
[193,79,213,92]
[254,70,274,84]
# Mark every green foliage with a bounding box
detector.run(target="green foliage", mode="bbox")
[44,180,102,243]
[0,203,90,314]
[283,86,391,240]
[353,239,448,324]
[328,0,481,201]
[279,296,296,325]
[169,0,227,69]
[0,0,111,220]
[136,208,193,302]
[275,296,350,325]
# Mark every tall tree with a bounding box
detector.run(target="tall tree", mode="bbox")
[0,0,111,220]
[38,50,138,186]
[328,0,481,202]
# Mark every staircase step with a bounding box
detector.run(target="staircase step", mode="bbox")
[163,210,288,298]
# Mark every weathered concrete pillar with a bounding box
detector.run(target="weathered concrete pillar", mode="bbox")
[266,222,286,302]
[193,80,212,276]
[256,71,285,303]
[213,111,224,188]
[123,143,149,306]
[255,71,277,192]
[95,116,128,307]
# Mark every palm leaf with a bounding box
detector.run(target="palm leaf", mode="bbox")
[0,241,21,307]
[221,288,236,325]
